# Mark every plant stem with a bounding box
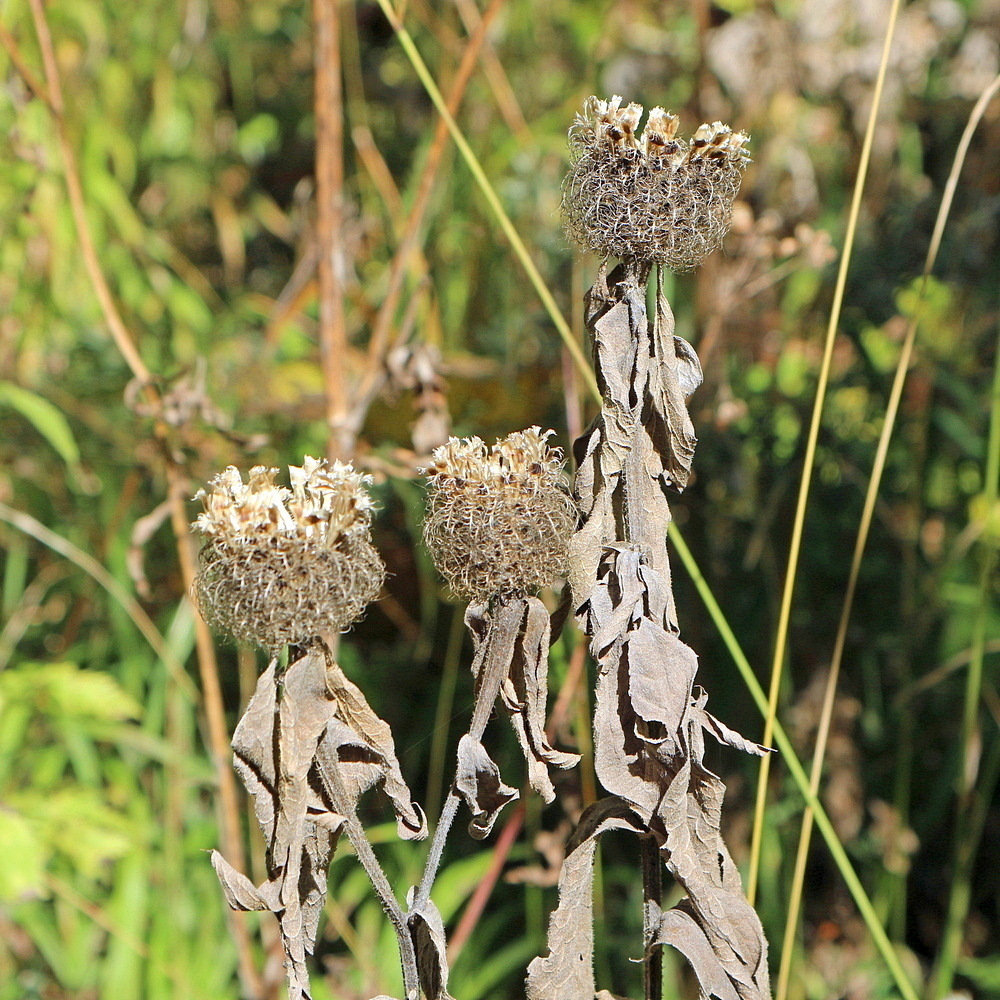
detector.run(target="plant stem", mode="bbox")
[313,0,352,462]
[641,833,663,1000]
[414,598,525,907]
[317,744,421,1000]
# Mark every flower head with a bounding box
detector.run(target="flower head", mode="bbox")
[422,428,577,603]
[563,95,750,270]
[192,458,385,650]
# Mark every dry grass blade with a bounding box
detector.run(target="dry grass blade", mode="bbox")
[314,0,350,461]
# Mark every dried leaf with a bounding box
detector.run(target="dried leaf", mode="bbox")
[526,797,644,1000]
[654,908,741,1000]
[570,263,681,629]
[212,650,342,999]
[455,734,518,839]
[690,687,771,758]
[648,285,702,492]
[627,618,699,754]
[465,599,578,807]
[318,662,427,840]
[503,597,580,802]
[406,893,454,1000]
[568,257,772,999]
[588,547,698,813]
[210,849,278,912]
[214,647,427,1000]
[657,753,771,1000]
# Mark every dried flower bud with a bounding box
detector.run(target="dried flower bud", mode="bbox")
[422,428,577,603]
[191,457,385,650]
[563,95,750,270]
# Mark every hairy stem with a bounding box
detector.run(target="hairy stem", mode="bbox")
[317,744,421,1000]
[414,598,525,907]
[641,833,663,1000]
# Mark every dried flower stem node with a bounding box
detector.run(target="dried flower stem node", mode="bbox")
[191,457,385,650]
[563,95,751,270]
[422,428,577,603]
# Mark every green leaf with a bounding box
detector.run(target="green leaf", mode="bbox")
[12,787,135,880]
[0,662,142,723]
[958,955,1000,994]
[0,810,48,902]
[0,383,80,468]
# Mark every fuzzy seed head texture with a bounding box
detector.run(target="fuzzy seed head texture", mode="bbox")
[562,95,751,270]
[422,427,577,603]
[191,457,385,650]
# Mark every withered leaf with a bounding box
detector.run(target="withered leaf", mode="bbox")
[648,284,702,493]
[215,650,343,1000]
[570,263,683,629]
[588,546,697,808]
[626,619,699,755]
[465,598,578,808]
[214,647,427,1000]
[211,849,280,913]
[526,797,645,1000]
[502,597,580,802]
[654,908,741,1000]
[317,662,427,841]
[455,734,518,839]
[406,893,454,1000]
[689,687,771,759]
[657,753,771,1000]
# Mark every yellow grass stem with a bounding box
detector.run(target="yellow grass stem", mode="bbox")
[778,71,1000,1000]
[746,0,904,907]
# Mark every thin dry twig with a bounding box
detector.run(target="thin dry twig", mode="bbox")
[20,6,263,994]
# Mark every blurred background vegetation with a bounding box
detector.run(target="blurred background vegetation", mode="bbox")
[1,0,998,998]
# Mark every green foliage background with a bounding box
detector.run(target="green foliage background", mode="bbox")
[1,0,998,998]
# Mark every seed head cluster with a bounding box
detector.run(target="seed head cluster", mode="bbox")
[422,428,577,603]
[563,95,750,270]
[191,458,385,650]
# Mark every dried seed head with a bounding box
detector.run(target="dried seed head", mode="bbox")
[191,457,385,650]
[563,95,751,270]
[422,428,577,603]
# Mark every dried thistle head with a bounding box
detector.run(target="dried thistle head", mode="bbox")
[191,458,385,650]
[563,95,750,270]
[422,428,577,603]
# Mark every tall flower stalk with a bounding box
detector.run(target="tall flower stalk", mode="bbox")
[193,459,427,1000]
[416,429,580,909]
[528,96,771,1000]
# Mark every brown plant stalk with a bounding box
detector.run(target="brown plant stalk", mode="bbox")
[314,0,351,462]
